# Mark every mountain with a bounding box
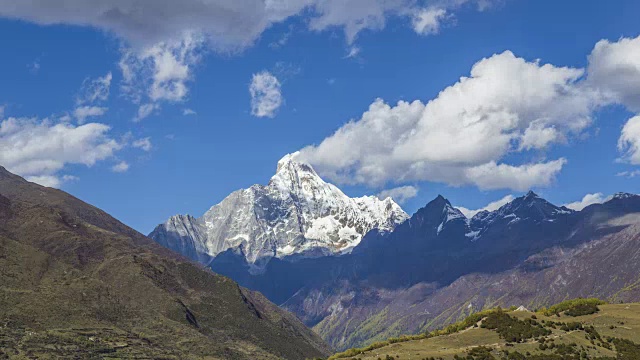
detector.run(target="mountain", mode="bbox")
[148,155,640,353]
[0,166,330,359]
[281,192,640,350]
[330,300,640,360]
[150,152,408,272]
[177,190,640,351]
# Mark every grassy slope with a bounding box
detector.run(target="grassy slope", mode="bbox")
[0,168,330,359]
[331,303,640,360]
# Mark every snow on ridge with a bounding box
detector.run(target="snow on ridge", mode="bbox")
[150,153,408,271]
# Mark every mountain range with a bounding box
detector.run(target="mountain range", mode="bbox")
[149,156,640,351]
[0,166,330,359]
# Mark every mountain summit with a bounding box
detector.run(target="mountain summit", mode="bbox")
[150,153,408,272]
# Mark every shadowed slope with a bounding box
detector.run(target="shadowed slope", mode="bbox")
[0,167,330,359]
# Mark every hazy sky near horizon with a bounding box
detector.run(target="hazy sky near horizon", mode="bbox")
[1,0,640,233]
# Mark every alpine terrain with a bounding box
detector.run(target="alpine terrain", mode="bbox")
[150,152,408,272]
[154,185,640,352]
[0,166,330,359]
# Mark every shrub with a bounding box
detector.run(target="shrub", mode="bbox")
[481,309,551,343]
[564,303,600,317]
[540,298,606,317]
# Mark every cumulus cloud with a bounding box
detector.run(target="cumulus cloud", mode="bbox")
[563,192,608,211]
[587,36,640,112]
[377,185,418,204]
[132,137,152,152]
[456,194,515,218]
[586,36,640,167]
[183,108,197,116]
[73,106,108,124]
[299,50,591,190]
[250,71,283,118]
[0,116,122,187]
[464,159,567,191]
[111,161,130,173]
[298,35,640,190]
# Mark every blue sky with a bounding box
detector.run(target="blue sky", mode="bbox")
[1,0,640,233]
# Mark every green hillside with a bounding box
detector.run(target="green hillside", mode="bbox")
[330,300,640,360]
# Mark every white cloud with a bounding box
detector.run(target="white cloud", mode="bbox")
[586,36,640,168]
[111,161,130,173]
[250,71,283,118]
[29,174,77,187]
[464,159,567,191]
[132,137,152,152]
[618,116,640,165]
[617,169,640,178]
[0,1,499,122]
[25,175,63,188]
[73,72,112,124]
[134,103,159,122]
[269,25,293,49]
[519,123,562,151]
[457,194,515,218]
[412,7,448,35]
[0,116,121,188]
[73,106,108,124]
[76,72,112,105]
[0,1,498,121]
[299,50,590,190]
[183,108,197,116]
[377,185,418,204]
[62,174,79,182]
[587,36,640,112]
[563,192,608,211]
[120,32,204,105]
[297,35,640,190]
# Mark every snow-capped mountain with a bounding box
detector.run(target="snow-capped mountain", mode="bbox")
[466,191,575,240]
[150,153,408,271]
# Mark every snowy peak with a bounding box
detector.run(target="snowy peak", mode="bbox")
[466,192,573,235]
[410,195,466,236]
[275,151,314,174]
[150,153,408,271]
[502,191,573,219]
[609,192,639,201]
[272,151,321,185]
